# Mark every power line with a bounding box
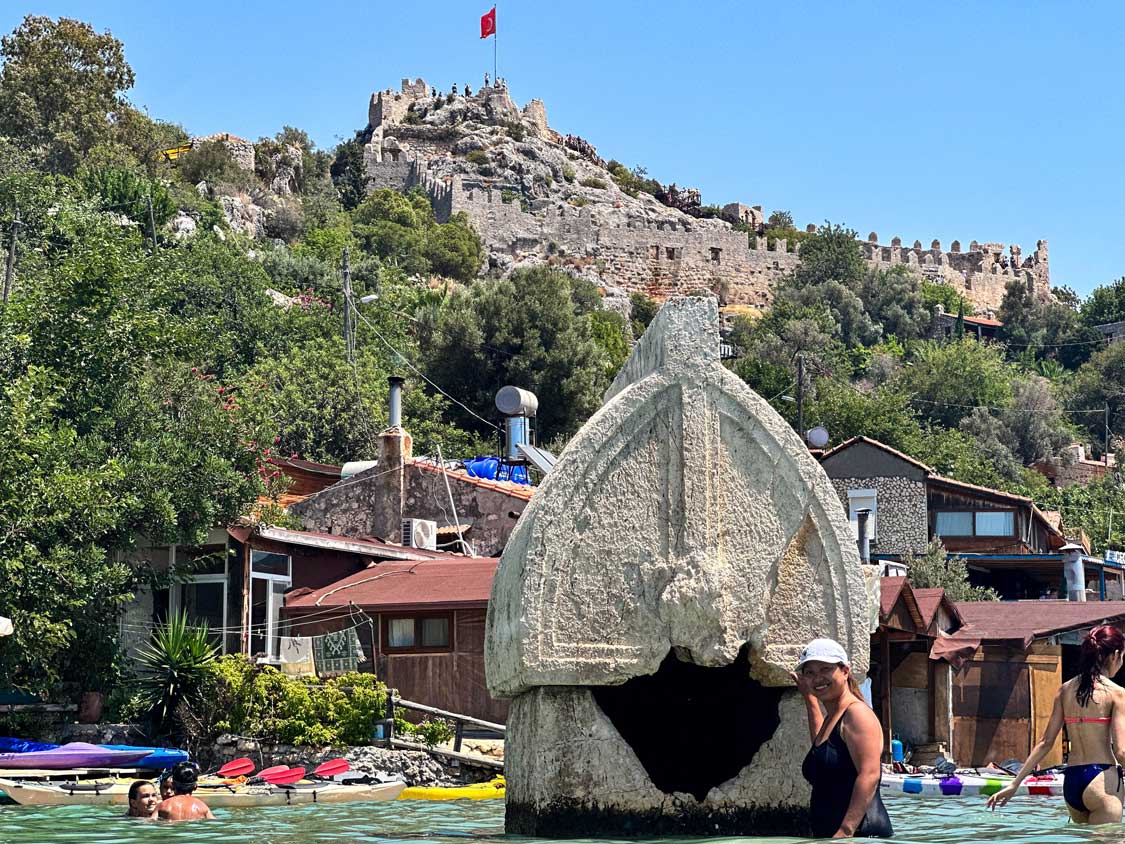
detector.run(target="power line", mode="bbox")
[352,306,501,431]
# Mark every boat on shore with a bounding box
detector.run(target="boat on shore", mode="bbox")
[399,777,505,800]
[0,777,406,807]
[881,769,1063,798]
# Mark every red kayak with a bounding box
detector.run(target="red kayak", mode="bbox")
[0,742,150,769]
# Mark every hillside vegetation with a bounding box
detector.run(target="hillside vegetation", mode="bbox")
[3,15,1125,700]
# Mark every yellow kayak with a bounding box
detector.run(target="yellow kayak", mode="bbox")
[399,776,504,800]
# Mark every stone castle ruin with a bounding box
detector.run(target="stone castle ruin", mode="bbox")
[485,297,870,836]
[362,78,1050,311]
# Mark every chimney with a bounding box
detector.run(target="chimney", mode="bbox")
[370,380,413,544]
[855,509,872,566]
[388,376,404,428]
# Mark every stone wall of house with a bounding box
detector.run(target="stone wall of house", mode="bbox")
[830,476,929,557]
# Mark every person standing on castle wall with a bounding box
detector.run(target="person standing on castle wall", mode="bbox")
[465,84,472,96]
[431,87,437,97]
[484,72,489,87]
[452,84,458,95]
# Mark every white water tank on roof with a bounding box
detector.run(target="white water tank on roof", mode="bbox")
[495,386,538,418]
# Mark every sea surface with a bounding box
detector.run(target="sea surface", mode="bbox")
[0,795,1116,844]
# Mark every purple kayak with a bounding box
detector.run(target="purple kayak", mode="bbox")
[0,742,151,770]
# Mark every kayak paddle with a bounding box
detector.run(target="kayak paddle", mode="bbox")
[215,757,255,778]
[252,765,291,782]
[312,759,350,779]
[263,766,306,785]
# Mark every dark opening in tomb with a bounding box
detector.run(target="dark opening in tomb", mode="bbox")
[592,645,783,801]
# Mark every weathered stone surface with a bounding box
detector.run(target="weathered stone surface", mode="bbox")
[487,297,867,697]
[505,687,813,837]
[169,211,197,239]
[485,297,868,836]
[219,195,267,238]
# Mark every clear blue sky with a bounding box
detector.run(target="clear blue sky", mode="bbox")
[6,2,1125,295]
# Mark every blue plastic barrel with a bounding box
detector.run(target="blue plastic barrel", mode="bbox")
[891,739,904,763]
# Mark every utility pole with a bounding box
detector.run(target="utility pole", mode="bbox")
[796,353,805,444]
[145,193,157,250]
[1106,404,1111,468]
[3,206,19,304]
[342,247,353,364]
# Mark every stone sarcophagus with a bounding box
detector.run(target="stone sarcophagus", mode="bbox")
[485,297,869,836]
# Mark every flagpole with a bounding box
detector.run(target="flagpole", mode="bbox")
[493,5,498,84]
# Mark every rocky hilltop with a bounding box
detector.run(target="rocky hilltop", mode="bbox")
[362,78,1051,312]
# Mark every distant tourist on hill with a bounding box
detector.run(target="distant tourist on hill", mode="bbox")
[124,780,159,819]
[794,638,892,838]
[157,762,216,821]
[988,625,1125,824]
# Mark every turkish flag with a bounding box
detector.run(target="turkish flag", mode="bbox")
[480,7,496,38]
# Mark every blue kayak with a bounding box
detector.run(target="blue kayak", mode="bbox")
[0,737,188,769]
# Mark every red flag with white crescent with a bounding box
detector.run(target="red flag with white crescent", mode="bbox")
[480,7,496,38]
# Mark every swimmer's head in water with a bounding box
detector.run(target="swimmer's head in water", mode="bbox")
[158,772,175,798]
[127,780,158,816]
[171,761,199,794]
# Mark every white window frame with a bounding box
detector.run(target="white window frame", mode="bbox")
[250,551,292,663]
[168,544,228,653]
[847,488,878,541]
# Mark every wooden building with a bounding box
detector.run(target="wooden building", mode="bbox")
[930,600,1125,766]
[282,556,506,723]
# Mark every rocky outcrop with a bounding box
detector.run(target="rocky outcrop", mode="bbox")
[220,195,267,239]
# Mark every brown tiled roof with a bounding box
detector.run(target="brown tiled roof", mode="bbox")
[913,587,963,630]
[283,556,499,611]
[963,315,1002,327]
[950,600,1125,648]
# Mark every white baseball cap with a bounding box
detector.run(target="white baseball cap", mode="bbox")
[796,638,850,669]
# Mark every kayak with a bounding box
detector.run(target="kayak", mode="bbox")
[0,738,187,770]
[400,777,505,800]
[881,770,1064,797]
[0,743,151,770]
[0,777,406,807]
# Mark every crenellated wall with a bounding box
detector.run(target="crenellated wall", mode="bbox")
[359,79,1050,311]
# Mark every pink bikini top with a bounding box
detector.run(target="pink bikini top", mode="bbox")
[1065,717,1111,724]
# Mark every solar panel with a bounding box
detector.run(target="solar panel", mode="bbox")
[517,442,558,475]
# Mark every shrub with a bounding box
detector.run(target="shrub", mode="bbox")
[561,166,575,183]
[80,166,177,229]
[135,612,218,734]
[477,164,495,177]
[606,160,661,198]
[501,120,525,142]
[265,204,305,241]
[500,189,516,204]
[177,139,251,191]
[415,718,455,747]
[184,655,388,748]
[579,177,607,190]
[465,149,489,166]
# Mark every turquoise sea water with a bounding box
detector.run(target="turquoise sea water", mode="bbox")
[0,795,1112,844]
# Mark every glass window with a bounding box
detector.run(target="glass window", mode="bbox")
[182,580,224,648]
[935,511,973,536]
[251,551,290,577]
[976,511,1014,536]
[421,617,450,648]
[175,544,226,575]
[388,618,415,647]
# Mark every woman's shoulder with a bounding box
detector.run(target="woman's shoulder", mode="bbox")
[840,699,881,732]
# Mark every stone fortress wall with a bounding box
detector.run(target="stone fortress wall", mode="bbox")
[363,80,1050,311]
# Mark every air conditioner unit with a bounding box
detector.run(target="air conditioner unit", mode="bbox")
[402,518,437,550]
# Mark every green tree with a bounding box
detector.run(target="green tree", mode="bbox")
[1070,341,1125,453]
[0,15,135,174]
[588,309,631,380]
[421,267,610,439]
[903,538,999,601]
[629,292,659,338]
[789,223,865,289]
[859,265,930,341]
[897,339,1013,428]
[330,131,370,211]
[1082,277,1125,328]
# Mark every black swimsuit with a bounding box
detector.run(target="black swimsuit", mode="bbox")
[802,707,893,839]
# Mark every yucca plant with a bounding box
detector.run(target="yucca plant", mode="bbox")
[135,611,218,732]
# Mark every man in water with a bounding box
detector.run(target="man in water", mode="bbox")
[124,780,159,819]
[157,762,215,821]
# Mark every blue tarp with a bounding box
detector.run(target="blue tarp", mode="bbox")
[462,456,529,485]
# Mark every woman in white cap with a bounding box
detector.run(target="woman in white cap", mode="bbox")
[795,638,892,838]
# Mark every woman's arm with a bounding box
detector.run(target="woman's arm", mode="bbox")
[790,671,823,741]
[1110,686,1125,763]
[836,703,883,838]
[986,688,1065,810]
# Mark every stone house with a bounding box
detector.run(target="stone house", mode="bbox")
[1033,443,1115,489]
[818,437,1124,599]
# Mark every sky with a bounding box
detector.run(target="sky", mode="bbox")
[5,1,1125,295]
